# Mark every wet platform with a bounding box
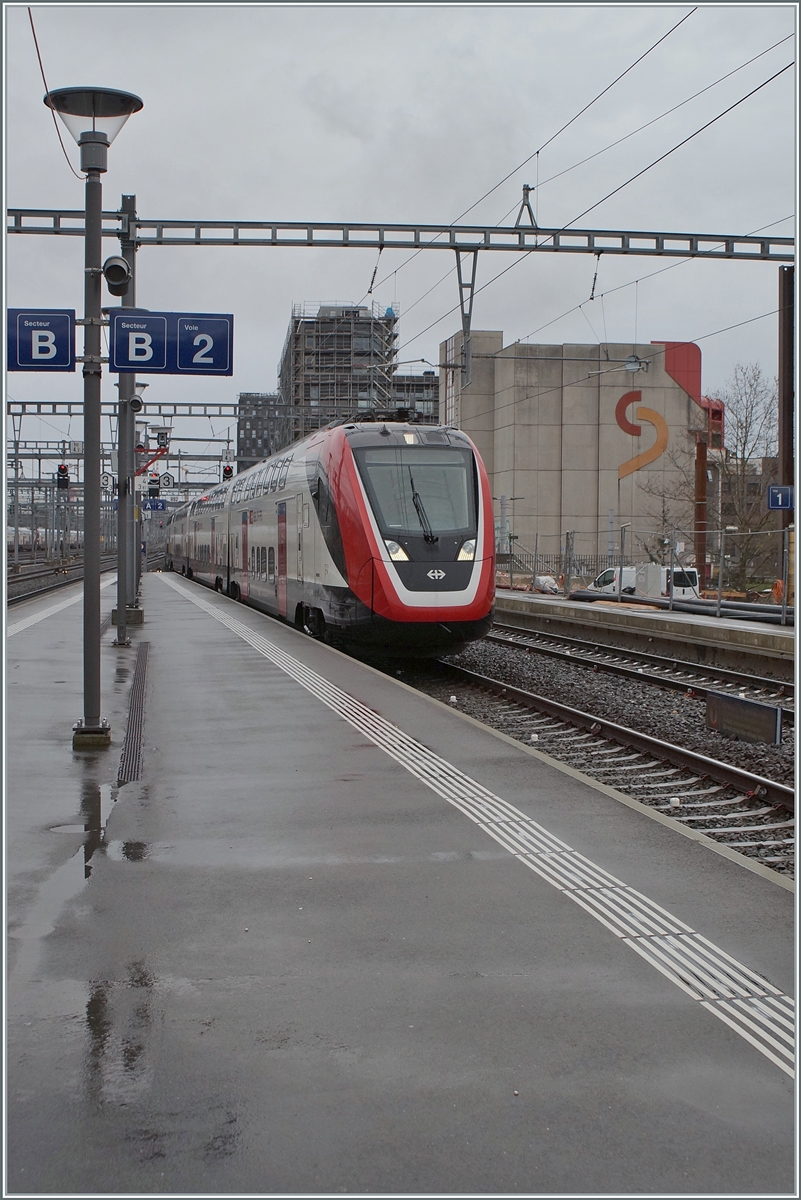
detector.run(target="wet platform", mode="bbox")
[496,588,795,666]
[6,572,795,1195]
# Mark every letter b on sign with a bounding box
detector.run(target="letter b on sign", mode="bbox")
[129,332,153,361]
[7,310,75,372]
[32,330,57,359]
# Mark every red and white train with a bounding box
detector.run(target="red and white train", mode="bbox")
[165,421,495,656]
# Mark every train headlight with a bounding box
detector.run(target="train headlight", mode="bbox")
[457,539,476,561]
[384,539,409,561]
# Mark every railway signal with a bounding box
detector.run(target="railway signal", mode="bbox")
[148,470,160,498]
[56,463,70,490]
[222,464,233,480]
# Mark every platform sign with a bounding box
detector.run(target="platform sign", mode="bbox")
[159,472,175,489]
[101,473,113,491]
[141,497,167,511]
[7,309,75,372]
[768,485,794,511]
[110,311,233,375]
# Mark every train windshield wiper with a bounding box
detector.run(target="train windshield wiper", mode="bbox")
[408,468,438,544]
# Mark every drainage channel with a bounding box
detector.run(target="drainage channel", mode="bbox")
[117,642,150,784]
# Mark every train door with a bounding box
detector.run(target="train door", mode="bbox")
[277,501,287,616]
[296,494,304,584]
[241,511,249,599]
[210,517,216,578]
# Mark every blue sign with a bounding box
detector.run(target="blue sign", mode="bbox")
[8,309,75,371]
[768,485,794,511]
[110,310,233,375]
[141,498,167,511]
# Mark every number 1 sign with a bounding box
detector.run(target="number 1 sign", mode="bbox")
[110,311,233,375]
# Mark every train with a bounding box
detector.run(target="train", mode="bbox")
[165,420,495,656]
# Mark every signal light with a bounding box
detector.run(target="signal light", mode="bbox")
[222,464,233,480]
[56,464,70,490]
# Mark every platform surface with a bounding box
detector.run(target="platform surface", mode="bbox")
[496,588,795,661]
[5,572,795,1195]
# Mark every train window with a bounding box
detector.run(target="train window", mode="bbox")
[278,457,292,489]
[260,546,266,578]
[268,546,275,581]
[251,547,256,575]
[353,446,475,537]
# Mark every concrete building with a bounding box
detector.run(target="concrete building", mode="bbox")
[440,331,722,566]
[236,393,280,472]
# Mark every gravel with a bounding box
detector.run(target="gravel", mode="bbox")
[403,640,794,787]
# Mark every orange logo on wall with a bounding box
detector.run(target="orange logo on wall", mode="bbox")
[615,390,669,480]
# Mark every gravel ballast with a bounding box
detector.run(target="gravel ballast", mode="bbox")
[401,640,794,787]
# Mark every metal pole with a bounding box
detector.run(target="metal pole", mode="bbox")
[74,133,110,747]
[781,526,789,626]
[668,532,676,611]
[716,529,725,618]
[694,435,708,590]
[617,525,627,601]
[778,266,794,532]
[114,194,137,644]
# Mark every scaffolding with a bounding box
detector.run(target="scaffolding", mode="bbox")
[277,302,399,445]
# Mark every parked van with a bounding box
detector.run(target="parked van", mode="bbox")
[590,564,700,599]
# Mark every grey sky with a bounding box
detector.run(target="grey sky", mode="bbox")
[4,3,796,457]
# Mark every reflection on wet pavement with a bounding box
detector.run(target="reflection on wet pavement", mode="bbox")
[85,961,156,1106]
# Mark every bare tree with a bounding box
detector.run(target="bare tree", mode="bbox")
[707,363,779,590]
[636,363,780,590]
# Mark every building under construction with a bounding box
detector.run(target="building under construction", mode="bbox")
[277,302,399,444]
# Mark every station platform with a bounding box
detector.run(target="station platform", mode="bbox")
[496,588,795,667]
[6,572,795,1195]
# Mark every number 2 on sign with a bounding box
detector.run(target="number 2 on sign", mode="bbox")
[192,333,214,364]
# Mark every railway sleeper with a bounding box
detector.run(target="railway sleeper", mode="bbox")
[712,820,794,837]
[680,807,779,823]
[655,793,748,810]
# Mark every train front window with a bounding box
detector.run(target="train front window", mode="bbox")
[354,446,476,537]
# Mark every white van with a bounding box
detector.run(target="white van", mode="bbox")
[590,564,700,599]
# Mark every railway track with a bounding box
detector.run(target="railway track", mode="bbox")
[7,556,118,604]
[419,661,795,879]
[489,623,794,718]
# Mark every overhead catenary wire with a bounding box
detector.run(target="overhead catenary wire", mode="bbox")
[564,61,794,230]
[363,7,698,301]
[395,56,793,359]
[531,32,793,197]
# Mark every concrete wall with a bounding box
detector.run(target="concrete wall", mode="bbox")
[440,333,703,557]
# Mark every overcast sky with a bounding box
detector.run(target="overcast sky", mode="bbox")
[4,2,796,460]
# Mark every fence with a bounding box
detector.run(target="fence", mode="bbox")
[496,525,794,605]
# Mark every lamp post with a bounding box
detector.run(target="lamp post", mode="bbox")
[44,86,142,748]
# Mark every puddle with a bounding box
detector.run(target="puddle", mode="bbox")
[9,782,115,1004]
[106,841,151,862]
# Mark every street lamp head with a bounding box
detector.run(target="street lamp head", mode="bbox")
[44,86,143,146]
